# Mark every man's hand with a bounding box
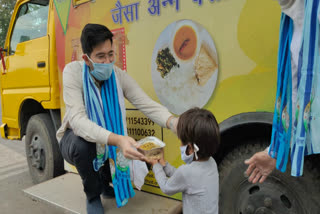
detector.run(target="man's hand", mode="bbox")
[109,134,144,160]
[167,116,179,134]
[244,150,276,184]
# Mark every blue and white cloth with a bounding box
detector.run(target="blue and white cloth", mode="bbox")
[83,63,135,207]
[269,0,320,176]
[269,13,293,174]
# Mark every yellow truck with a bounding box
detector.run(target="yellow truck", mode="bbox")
[0,0,319,213]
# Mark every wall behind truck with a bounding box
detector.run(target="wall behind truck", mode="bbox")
[53,0,281,200]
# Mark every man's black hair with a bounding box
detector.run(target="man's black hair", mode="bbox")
[80,23,113,56]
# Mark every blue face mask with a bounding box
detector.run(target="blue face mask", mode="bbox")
[87,55,115,81]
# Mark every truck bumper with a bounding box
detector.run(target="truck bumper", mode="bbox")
[0,123,7,138]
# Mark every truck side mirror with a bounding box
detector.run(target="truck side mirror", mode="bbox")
[0,48,7,74]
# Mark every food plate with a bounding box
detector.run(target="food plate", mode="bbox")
[151,19,218,115]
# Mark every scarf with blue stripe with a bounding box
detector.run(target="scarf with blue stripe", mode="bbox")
[83,63,135,207]
[269,0,320,176]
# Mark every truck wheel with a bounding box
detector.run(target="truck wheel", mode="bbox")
[219,142,320,214]
[25,113,64,184]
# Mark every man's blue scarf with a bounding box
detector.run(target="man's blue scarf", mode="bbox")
[269,12,293,175]
[269,0,320,176]
[83,63,135,207]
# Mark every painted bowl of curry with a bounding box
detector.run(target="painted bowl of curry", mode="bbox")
[172,20,200,62]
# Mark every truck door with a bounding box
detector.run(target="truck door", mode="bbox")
[1,0,50,127]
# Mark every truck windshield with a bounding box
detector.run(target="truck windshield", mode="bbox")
[9,0,49,55]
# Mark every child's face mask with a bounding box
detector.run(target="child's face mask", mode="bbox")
[180,144,199,164]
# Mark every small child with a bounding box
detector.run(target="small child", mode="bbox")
[148,107,220,214]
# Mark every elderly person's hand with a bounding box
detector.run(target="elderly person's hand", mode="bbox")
[244,150,276,184]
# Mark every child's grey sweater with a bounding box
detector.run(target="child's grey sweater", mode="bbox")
[153,157,219,214]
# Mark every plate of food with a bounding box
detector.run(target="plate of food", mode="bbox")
[151,19,218,115]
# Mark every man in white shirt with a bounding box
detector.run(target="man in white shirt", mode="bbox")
[56,24,177,214]
[245,0,320,183]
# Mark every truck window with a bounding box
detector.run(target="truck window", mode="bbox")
[9,0,49,55]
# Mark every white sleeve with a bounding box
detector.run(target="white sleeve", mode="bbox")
[152,163,187,196]
[116,67,172,128]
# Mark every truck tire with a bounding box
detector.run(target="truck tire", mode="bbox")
[219,142,320,214]
[25,113,64,184]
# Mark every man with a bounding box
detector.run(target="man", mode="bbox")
[56,24,177,214]
[245,0,302,184]
[245,0,320,183]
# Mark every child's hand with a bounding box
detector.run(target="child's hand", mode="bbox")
[145,157,159,166]
[159,149,166,166]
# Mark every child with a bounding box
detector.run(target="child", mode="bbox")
[148,107,220,214]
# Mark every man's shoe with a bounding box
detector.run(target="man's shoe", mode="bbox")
[102,185,115,199]
[86,196,104,214]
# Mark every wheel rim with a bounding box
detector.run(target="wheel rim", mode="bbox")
[27,134,46,172]
[235,176,305,214]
